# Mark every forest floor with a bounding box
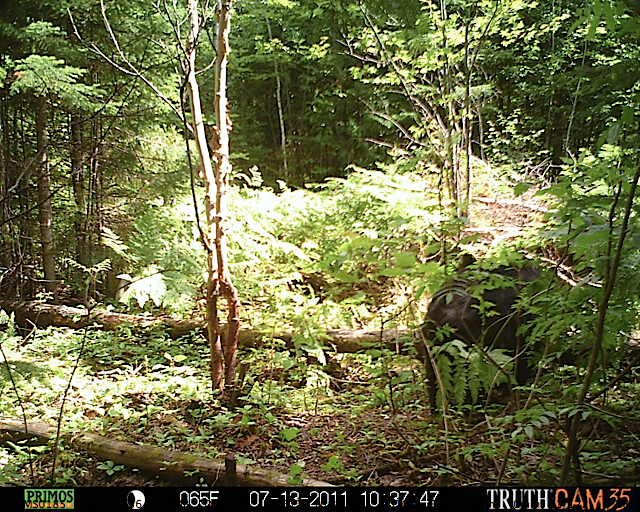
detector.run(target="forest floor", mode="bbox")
[3,187,640,487]
[14,334,640,488]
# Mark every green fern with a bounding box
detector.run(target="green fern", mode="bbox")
[101,227,131,261]
[432,340,519,408]
[119,269,167,309]
[467,352,481,404]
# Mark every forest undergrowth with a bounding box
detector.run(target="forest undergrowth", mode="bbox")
[2,168,640,487]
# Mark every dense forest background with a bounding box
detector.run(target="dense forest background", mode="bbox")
[1,0,640,488]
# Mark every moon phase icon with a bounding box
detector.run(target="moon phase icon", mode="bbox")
[127,490,146,509]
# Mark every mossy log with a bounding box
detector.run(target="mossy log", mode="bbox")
[8,302,410,352]
[0,417,332,486]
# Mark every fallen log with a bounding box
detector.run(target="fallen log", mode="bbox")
[7,302,410,353]
[10,301,205,338]
[0,417,332,486]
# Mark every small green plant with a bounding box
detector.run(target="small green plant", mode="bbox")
[97,460,126,476]
[53,466,78,486]
[236,455,256,466]
[321,455,342,473]
[0,463,21,484]
[287,463,304,485]
[194,476,209,487]
[280,427,300,442]
[430,339,514,409]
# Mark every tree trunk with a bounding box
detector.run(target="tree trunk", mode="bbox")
[266,17,288,177]
[185,0,240,397]
[88,116,102,261]
[70,112,88,267]
[0,91,11,272]
[35,95,57,301]
[213,0,241,400]
[462,17,472,216]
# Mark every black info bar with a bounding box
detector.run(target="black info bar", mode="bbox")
[6,486,638,511]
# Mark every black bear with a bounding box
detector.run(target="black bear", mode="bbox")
[419,256,540,410]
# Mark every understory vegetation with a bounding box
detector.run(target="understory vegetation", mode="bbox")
[3,166,640,486]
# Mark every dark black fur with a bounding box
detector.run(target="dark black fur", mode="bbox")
[419,259,540,410]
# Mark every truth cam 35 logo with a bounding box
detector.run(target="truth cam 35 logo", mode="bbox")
[486,488,634,511]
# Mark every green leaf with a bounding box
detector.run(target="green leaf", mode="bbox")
[592,0,603,17]
[568,16,587,34]
[378,267,408,277]
[622,106,635,127]
[281,427,300,441]
[587,17,600,39]
[393,251,416,268]
[289,463,303,477]
[102,227,131,259]
[120,271,168,308]
[321,455,340,472]
[514,182,531,197]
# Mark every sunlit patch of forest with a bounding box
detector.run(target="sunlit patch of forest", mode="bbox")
[0,0,639,488]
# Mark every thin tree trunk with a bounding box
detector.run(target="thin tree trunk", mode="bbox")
[0,91,11,271]
[560,162,640,484]
[87,115,101,264]
[440,0,457,205]
[213,0,241,399]
[476,101,485,161]
[15,101,32,300]
[35,95,57,301]
[463,17,472,215]
[185,0,240,396]
[266,17,288,177]
[70,113,88,266]
[185,0,222,391]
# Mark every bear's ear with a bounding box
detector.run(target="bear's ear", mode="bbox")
[457,253,476,271]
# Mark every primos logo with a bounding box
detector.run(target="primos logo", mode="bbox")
[24,489,75,509]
